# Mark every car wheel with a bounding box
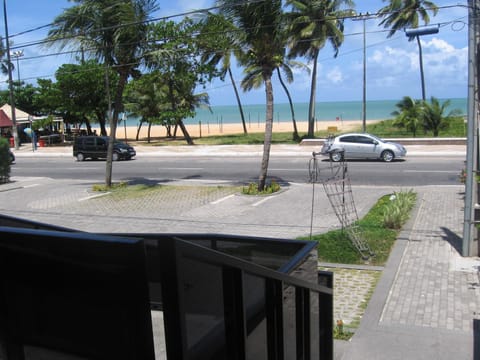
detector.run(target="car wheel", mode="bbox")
[76,153,85,161]
[381,150,394,162]
[112,152,119,161]
[329,151,343,162]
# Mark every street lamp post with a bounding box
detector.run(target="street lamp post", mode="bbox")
[353,13,376,133]
[405,26,439,101]
[11,50,23,83]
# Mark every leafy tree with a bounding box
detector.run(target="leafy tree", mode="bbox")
[55,61,117,136]
[0,83,37,115]
[146,19,217,145]
[391,96,422,137]
[286,0,355,138]
[123,71,170,142]
[218,0,285,191]
[47,0,158,187]
[378,0,438,101]
[33,79,64,117]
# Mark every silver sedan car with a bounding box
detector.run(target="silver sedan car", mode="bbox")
[320,133,407,162]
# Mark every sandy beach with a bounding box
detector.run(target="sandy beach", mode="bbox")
[105,119,381,141]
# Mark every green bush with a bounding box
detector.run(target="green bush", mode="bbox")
[382,190,416,229]
[0,138,11,184]
[242,180,281,195]
[300,190,417,265]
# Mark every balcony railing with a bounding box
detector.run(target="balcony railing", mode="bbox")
[0,215,333,360]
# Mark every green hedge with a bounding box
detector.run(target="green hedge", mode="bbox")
[0,138,11,184]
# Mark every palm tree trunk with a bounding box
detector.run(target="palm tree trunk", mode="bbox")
[416,36,426,101]
[178,120,194,145]
[258,74,274,191]
[228,67,248,135]
[136,119,143,140]
[105,70,128,187]
[307,51,319,138]
[167,79,194,145]
[276,68,299,141]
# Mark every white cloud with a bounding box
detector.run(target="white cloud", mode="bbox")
[325,66,344,84]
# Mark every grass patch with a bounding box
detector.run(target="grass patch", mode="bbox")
[91,181,128,192]
[299,190,416,266]
[334,320,354,340]
[362,116,466,138]
[126,116,464,146]
[242,180,281,195]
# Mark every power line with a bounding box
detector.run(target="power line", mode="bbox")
[1,3,469,86]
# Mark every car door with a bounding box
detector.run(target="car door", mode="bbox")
[95,137,108,158]
[338,135,363,158]
[355,135,380,158]
[83,137,96,158]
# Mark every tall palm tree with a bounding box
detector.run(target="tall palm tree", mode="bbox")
[47,0,158,186]
[218,0,284,191]
[198,12,248,135]
[286,0,355,138]
[276,59,310,141]
[241,55,306,141]
[378,0,438,101]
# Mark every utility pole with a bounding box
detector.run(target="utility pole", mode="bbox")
[352,13,376,133]
[463,0,479,256]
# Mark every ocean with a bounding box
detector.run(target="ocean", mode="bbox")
[123,98,468,127]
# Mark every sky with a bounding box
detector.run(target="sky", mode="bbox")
[2,0,470,107]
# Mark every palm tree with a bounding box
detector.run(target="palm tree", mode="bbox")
[218,0,284,191]
[378,0,438,101]
[47,0,158,187]
[422,97,461,137]
[286,0,355,138]
[240,55,306,141]
[276,59,310,141]
[391,95,422,137]
[198,13,249,135]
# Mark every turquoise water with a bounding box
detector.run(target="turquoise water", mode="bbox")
[123,98,467,126]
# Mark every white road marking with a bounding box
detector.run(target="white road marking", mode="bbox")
[252,196,275,207]
[211,194,235,205]
[79,192,111,201]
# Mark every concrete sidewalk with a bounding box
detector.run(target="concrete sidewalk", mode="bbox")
[338,185,480,360]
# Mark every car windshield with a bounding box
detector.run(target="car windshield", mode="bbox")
[368,134,384,142]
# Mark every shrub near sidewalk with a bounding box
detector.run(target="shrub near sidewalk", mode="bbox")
[300,189,417,266]
[0,138,11,184]
[303,190,416,340]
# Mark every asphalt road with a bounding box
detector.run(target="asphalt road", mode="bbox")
[10,154,464,186]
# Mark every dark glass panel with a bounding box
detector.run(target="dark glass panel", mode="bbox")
[182,258,227,360]
[244,274,267,360]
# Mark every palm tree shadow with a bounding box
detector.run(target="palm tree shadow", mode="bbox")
[440,226,463,255]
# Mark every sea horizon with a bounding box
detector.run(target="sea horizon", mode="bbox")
[123,98,467,127]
